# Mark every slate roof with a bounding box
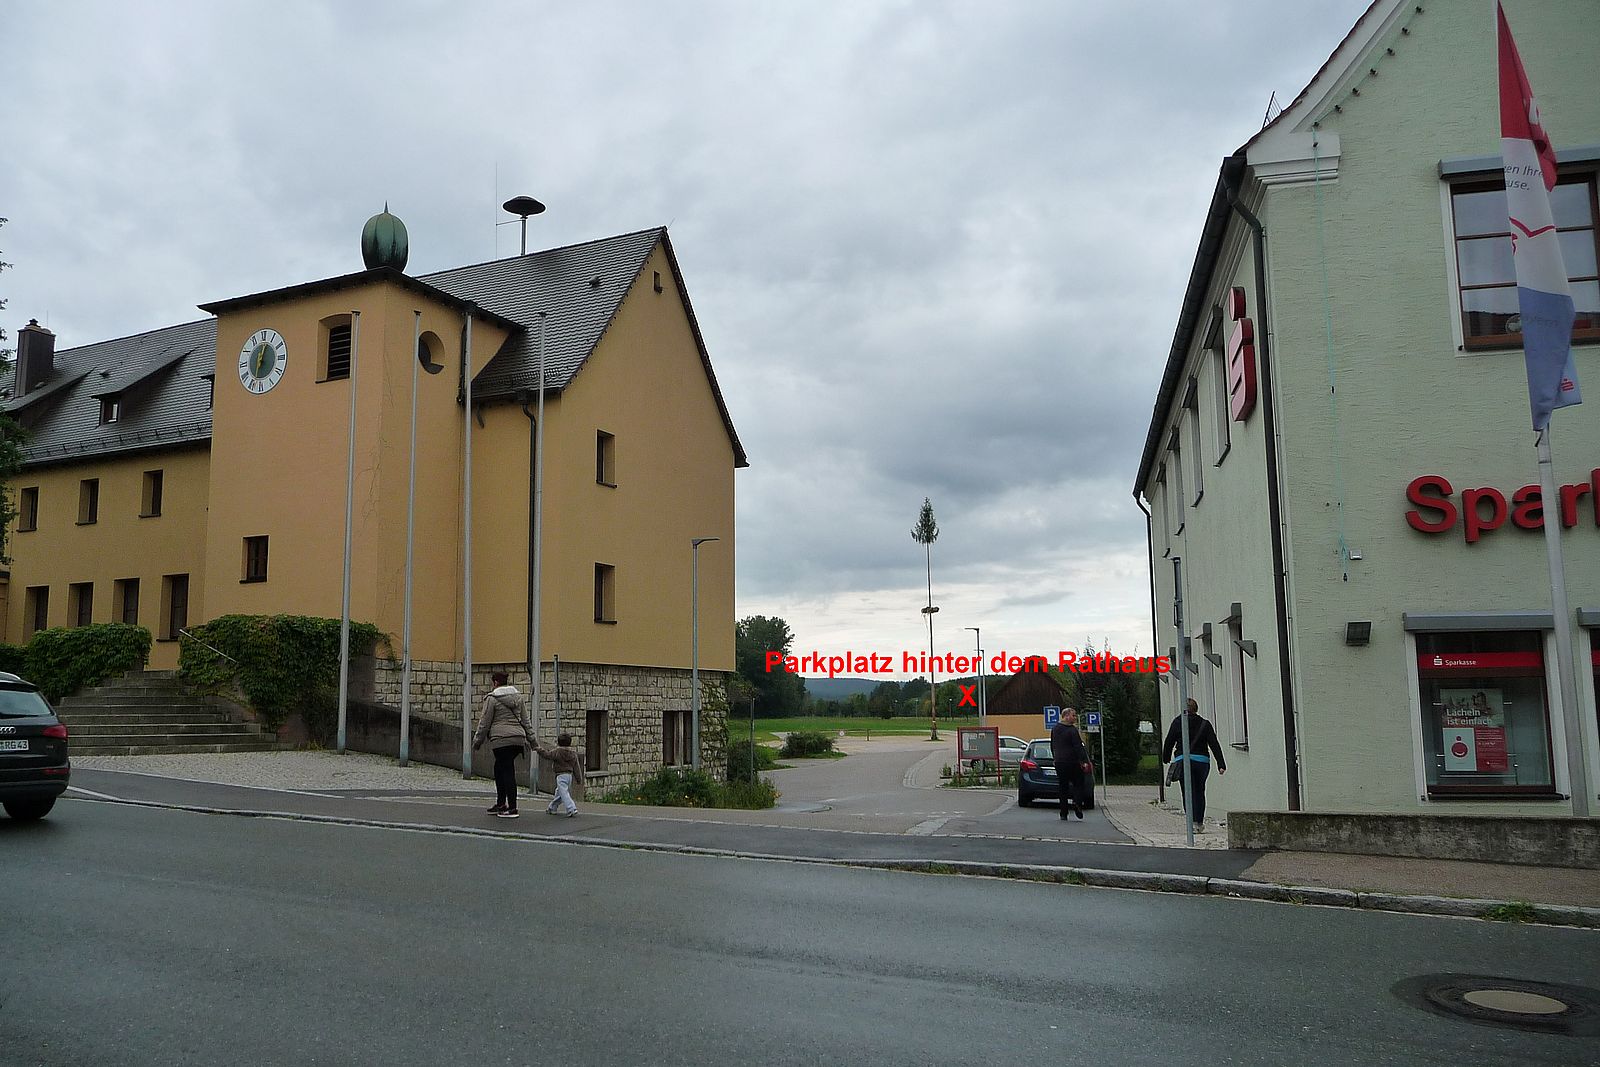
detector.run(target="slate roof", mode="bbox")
[6,227,747,470]
[3,318,216,468]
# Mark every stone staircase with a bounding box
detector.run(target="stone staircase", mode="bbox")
[55,670,281,755]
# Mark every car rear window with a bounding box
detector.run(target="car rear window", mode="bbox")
[0,687,54,719]
[1028,741,1053,759]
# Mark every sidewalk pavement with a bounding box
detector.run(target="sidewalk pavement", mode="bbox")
[65,750,1600,920]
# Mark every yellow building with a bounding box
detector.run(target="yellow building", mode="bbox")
[2,219,745,780]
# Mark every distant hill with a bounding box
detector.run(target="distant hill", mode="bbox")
[803,676,880,700]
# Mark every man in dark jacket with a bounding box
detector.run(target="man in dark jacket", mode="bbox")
[1050,708,1090,820]
[1161,697,1228,833]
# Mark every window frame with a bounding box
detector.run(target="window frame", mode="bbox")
[24,586,49,638]
[68,582,93,627]
[1184,376,1203,504]
[1444,169,1600,352]
[1210,339,1232,466]
[141,469,164,518]
[662,709,690,767]
[160,573,189,641]
[77,478,99,525]
[1226,614,1250,749]
[596,430,616,487]
[322,318,354,382]
[114,578,141,626]
[593,563,616,623]
[99,398,120,425]
[242,535,269,583]
[585,709,608,773]
[1168,431,1185,535]
[18,486,38,532]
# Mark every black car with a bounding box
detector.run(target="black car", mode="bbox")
[0,672,70,821]
[1017,738,1094,810]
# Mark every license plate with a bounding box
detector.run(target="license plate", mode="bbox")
[0,739,28,752]
[1043,767,1056,777]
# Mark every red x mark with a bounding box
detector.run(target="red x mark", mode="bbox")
[958,685,977,707]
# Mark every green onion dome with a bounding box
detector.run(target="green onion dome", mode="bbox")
[361,206,409,271]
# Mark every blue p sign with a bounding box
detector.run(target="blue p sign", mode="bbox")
[1085,711,1102,728]
[1043,706,1061,728]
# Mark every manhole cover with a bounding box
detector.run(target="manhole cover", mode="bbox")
[1392,974,1600,1036]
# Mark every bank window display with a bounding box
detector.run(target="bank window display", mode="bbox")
[1450,173,1599,348]
[1415,631,1555,796]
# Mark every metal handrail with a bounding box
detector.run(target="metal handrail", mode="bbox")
[178,628,237,665]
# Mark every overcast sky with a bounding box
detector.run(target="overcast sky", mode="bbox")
[3,0,1375,678]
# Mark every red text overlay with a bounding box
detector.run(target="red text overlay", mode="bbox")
[765,651,1171,679]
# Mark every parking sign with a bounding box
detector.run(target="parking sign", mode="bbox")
[1043,706,1061,728]
[1085,711,1102,732]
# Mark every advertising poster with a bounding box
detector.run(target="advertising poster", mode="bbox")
[1440,688,1509,773]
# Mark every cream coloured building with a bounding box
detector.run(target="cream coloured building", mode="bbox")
[1137,0,1599,818]
[3,220,745,781]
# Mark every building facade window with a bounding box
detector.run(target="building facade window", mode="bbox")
[114,578,140,626]
[1169,432,1185,534]
[1415,630,1556,797]
[596,430,616,486]
[18,487,38,532]
[161,574,189,640]
[78,479,99,524]
[1155,468,1170,557]
[1226,615,1249,747]
[99,398,120,425]
[1451,173,1600,348]
[69,582,93,627]
[24,586,48,637]
[1185,378,1203,503]
[1211,345,1231,464]
[585,709,608,772]
[1200,627,1221,739]
[242,536,269,583]
[141,470,164,517]
[593,563,615,623]
[324,321,353,381]
[662,709,690,766]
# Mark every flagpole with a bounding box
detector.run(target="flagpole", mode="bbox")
[1537,426,1590,815]
[462,308,475,780]
[400,310,421,767]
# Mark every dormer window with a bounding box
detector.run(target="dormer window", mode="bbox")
[99,398,120,424]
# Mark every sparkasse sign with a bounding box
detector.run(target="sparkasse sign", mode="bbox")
[1405,469,1600,543]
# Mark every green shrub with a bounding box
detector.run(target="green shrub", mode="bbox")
[601,766,778,809]
[780,730,834,758]
[25,624,152,701]
[178,614,385,730]
[0,642,27,676]
[726,738,780,784]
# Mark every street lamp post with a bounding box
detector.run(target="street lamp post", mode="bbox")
[691,537,720,771]
[921,604,939,740]
[965,626,985,724]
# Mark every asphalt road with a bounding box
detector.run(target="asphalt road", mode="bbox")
[5,800,1597,1067]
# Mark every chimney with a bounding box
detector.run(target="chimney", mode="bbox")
[16,319,56,396]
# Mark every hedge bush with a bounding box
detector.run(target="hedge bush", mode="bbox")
[24,624,152,701]
[600,766,778,809]
[0,642,27,676]
[779,730,834,758]
[179,614,385,742]
[725,738,780,785]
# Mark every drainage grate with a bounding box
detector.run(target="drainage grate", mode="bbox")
[1392,974,1600,1037]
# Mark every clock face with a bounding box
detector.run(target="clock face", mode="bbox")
[239,329,288,394]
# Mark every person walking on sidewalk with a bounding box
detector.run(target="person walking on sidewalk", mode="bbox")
[538,733,585,817]
[1162,697,1227,833]
[1050,707,1091,820]
[472,672,536,819]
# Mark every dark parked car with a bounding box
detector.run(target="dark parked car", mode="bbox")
[0,672,70,821]
[1017,738,1094,810]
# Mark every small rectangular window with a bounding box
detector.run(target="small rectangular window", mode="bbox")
[1185,378,1203,503]
[114,578,140,626]
[585,710,608,772]
[326,324,352,381]
[662,709,690,766]
[242,536,269,583]
[594,563,615,623]
[1211,346,1232,463]
[99,398,120,425]
[653,270,663,293]
[18,487,38,532]
[1227,616,1250,747]
[68,582,93,627]
[78,479,99,524]
[141,470,164,517]
[596,430,615,486]
[1169,432,1185,533]
[1155,469,1170,558]
[161,574,189,640]
[24,586,49,637]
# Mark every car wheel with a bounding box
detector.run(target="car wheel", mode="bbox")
[1017,790,1033,807]
[3,797,55,821]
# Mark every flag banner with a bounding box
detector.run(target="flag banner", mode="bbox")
[1498,2,1579,430]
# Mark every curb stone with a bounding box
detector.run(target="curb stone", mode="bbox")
[63,793,1600,929]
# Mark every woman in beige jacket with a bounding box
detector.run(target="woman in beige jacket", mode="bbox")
[472,672,536,818]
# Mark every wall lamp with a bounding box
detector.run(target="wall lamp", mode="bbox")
[1345,620,1372,646]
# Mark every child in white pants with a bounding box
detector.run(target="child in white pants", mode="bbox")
[538,734,584,816]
